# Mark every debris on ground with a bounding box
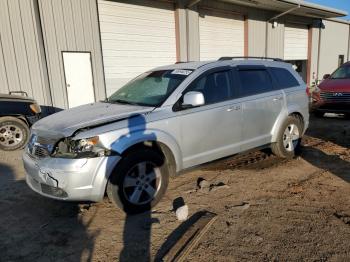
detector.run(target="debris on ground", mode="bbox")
[197,177,230,193]
[176,205,189,221]
[173,197,189,221]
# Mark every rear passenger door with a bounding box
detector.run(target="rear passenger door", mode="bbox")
[236,65,284,151]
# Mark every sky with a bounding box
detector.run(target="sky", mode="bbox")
[306,0,350,19]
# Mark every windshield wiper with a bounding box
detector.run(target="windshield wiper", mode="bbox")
[109,99,142,106]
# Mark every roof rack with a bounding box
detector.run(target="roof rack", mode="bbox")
[218,56,284,62]
[9,91,28,97]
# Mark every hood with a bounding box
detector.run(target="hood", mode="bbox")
[32,102,154,137]
[319,78,350,92]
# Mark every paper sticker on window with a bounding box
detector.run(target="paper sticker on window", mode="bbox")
[171,69,193,76]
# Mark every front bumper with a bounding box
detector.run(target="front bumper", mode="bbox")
[311,101,350,114]
[23,152,121,202]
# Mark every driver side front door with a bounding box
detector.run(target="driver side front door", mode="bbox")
[176,68,242,168]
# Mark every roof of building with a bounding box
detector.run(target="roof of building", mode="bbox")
[220,0,348,19]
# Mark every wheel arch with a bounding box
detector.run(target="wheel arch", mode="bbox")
[109,129,183,174]
[271,108,306,142]
[120,140,177,177]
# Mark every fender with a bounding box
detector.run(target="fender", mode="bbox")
[110,128,183,172]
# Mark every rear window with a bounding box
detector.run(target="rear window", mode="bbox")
[237,69,274,96]
[270,67,299,88]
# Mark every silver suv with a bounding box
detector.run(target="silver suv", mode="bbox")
[23,57,309,214]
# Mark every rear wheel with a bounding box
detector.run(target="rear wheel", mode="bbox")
[0,117,29,151]
[107,148,169,214]
[271,116,302,159]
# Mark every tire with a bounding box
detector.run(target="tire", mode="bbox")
[107,148,169,214]
[0,116,30,151]
[314,111,324,118]
[271,115,303,159]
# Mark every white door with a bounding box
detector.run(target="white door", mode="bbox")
[63,52,95,108]
[284,24,308,60]
[199,9,244,61]
[97,0,177,95]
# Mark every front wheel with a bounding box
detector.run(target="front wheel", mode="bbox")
[107,148,169,214]
[271,116,302,159]
[0,117,30,151]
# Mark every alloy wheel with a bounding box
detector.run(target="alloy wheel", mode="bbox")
[122,161,162,205]
[283,124,300,152]
[0,124,24,148]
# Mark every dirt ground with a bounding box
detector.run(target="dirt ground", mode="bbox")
[0,115,349,262]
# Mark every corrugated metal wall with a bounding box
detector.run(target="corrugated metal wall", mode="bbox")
[318,19,350,79]
[248,10,267,57]
[37,0,106,109]
[0,0,50,106]
[266,19,285,59]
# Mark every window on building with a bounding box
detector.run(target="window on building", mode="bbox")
[237,69,274,96]
[270,67,299,89]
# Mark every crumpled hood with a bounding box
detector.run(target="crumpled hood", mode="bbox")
[32,102,154,137]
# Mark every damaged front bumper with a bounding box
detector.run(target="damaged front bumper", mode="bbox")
[23,152,121,202]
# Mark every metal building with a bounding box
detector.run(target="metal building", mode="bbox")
[0,0,349,113]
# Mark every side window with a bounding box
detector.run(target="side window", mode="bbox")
[270,67,299,89]
[186,70,232,105]
[237,69,274,97]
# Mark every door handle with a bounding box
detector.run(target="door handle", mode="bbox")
[227,105,241,112]
[273,96,283,101]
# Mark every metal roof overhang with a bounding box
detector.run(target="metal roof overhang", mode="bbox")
[219,0,348,18]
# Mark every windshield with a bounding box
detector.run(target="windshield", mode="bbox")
[107,69,193,107]
[331,66,350,79]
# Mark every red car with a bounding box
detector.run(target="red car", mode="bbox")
[312,62,350,118]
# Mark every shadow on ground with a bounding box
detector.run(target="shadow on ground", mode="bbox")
[306,114,350,149]
[302,115,350,184]
[0,162,98,261]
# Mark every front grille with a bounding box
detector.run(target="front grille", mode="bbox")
[33,146,50,158]
[320,92,350,103]
[28,135,57,159]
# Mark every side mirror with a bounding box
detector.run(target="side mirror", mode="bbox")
[182,91,205,108]
[323,74,330,80]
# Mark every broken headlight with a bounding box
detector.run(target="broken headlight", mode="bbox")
[53,136,110,158]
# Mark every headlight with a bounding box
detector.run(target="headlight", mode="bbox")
[53,136,110,158]
[71,136,100,153]
[314,86,321,93]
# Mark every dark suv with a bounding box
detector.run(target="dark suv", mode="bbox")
[312,62,350,117]
[0,92,41,151]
